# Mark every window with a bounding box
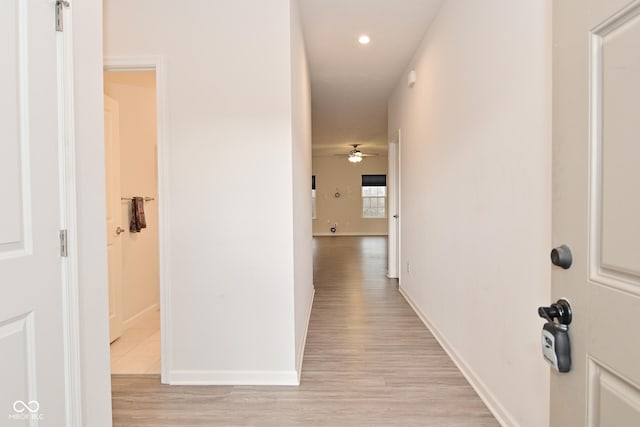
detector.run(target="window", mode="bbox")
[361,174,386,218]
[312,175,317,219]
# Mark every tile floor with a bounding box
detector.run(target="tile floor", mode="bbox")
[110,309,161,374]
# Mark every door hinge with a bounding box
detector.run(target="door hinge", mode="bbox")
[60,229,68,257]
[55,0,70,32]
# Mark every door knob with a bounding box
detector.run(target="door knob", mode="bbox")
[551,245,572,269]
[115,226,125,235]
[538,298,572,325]
[393,214,399,219]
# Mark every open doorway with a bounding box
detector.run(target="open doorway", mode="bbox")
[104,69,161,375]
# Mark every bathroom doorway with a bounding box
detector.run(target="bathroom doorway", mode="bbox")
[104,70,161,374]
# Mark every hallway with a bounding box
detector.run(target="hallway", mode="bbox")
[111,237,497,425]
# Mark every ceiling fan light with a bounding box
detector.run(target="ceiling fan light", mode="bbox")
[348,154,363,163]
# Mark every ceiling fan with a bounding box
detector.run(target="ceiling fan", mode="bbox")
[336,144,379,163]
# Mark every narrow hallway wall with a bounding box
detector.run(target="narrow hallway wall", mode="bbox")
[290,0,315,376]
[388,1,552,425]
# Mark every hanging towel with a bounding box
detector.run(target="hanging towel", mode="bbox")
[129,197,147,233]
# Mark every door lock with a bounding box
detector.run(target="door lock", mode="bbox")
[538,298,572,373]
[551,245,572,269]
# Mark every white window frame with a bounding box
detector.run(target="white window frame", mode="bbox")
[361,175,387,218]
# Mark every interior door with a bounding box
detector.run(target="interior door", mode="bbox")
[552,0,640,425]
[104,94,125,343]
[0,0,68,422]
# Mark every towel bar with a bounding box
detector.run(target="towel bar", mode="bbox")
[120,197,155,202]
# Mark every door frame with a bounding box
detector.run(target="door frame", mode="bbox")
[103,56,171,383]
[57,7,83,425]
[387,129,401,280]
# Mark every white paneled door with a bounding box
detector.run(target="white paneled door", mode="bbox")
[104,95,124,343]
[552,0,640,425]
[0,0,69,424]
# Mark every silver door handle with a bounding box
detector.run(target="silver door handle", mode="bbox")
[116,226,125,235]
[393,214,399,219]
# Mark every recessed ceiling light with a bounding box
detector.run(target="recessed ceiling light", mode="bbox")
[358,35,370,45]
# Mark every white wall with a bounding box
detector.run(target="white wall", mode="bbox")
[73,0,113,424]
[290,0,315,376]
[388,1,551,425]
[104,71,160,325]
[312,156,388,236]
[104,0,312,384]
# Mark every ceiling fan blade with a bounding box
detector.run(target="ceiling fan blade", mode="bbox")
[333,152,379,157]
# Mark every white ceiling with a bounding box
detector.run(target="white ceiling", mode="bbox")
[298,0,443,157]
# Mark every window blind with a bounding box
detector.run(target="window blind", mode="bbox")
[361,174,386,186]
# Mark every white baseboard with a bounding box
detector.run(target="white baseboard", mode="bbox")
[123,303,159,329]
[313,232,388,237]
[167,370,299,386]
[296,288,315,383]
[399,287,516,427]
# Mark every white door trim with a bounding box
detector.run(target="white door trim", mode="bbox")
[103,56,171,383]
[387,129,401,280]
[57,6,82,425]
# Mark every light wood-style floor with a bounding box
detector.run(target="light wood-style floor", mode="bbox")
[112,236,498,426]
